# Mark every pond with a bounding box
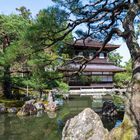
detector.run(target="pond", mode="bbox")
[0,96,123,140]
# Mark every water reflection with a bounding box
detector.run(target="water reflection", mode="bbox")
[0,96,123,140]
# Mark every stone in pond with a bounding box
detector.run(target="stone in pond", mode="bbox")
[7,107,18,113]
[17,103,37,116]
[0,103,6,114]
[45,102,57,112]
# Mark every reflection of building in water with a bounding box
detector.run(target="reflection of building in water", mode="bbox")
[60,38,125,89]
[67,96,92,112]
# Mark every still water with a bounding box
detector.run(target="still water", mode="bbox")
[0,96,122,140]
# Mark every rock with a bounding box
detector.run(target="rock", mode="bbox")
[108,115,137,140]
[102,101,117,117]
[17,103,37,116]
[63,94,69,100]
[34,102,45,110]
[45,102,57,112]
[62,108,108,140]
[0,103,6,114]
[7,107,18,113]
[47,111,57,118]
[55,98,64,106]
[25,99,36,104]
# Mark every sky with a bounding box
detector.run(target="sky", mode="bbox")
[0,0,135,65]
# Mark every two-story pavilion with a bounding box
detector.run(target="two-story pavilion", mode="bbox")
[60,37,125,89]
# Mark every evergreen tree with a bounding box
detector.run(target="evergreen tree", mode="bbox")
[0,13,30,98]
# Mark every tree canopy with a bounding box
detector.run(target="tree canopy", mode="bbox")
[0,6,72,98]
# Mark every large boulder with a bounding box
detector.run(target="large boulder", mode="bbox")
[62,108,108,140]
[17,103,37,116]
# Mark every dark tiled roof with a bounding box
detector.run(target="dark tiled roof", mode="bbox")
[83,64,125,72]
[62,63,125,72]
[72,37,120,50]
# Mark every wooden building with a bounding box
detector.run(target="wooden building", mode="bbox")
[60,38,125,89]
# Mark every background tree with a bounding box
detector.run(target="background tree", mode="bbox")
[20,7,72,97]
[0,6,72,99]
[108,50,123,67]
[108,51,132,87]
[0,13,30,98]
[114,59,132,87]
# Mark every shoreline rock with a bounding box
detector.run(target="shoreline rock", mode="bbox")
[0,103,6,114]
[17,103,37,116]
[7,107,18,113]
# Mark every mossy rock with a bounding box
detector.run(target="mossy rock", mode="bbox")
[43,101,48,105]
[0,99,24,107]
[108,115,136,140]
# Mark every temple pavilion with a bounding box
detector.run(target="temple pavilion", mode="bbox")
[61,38,125,89]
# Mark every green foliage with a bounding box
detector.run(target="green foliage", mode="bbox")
[109,50,123,67]
[109,50,132,87]
[0,14,30,67]
[114,59,132,87]
[0,6,72,98]
[79,75,92,83]
[57,82,69,92]
[21,7,72,91]
[112,95,124,107]
[16,6,32,20]
[0,14,30,43]
[92,76,102,83]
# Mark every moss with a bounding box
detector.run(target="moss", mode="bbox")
[85,129,94,139]
[0,99,24,107]
[113,95,124,106]
[109,116,134,140]
[43,101,48,104]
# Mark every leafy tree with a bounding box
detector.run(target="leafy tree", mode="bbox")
[114,59,132,87]
[0,13,30,98]
[0,6,72,99]
[108,50,123,67]
[50,0,140,138]
[20,7,72,97]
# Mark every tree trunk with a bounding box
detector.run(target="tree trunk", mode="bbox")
[3,65,12,98]
[125,55,140,135]
[39,89,43,99]
[121,3,140,138]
